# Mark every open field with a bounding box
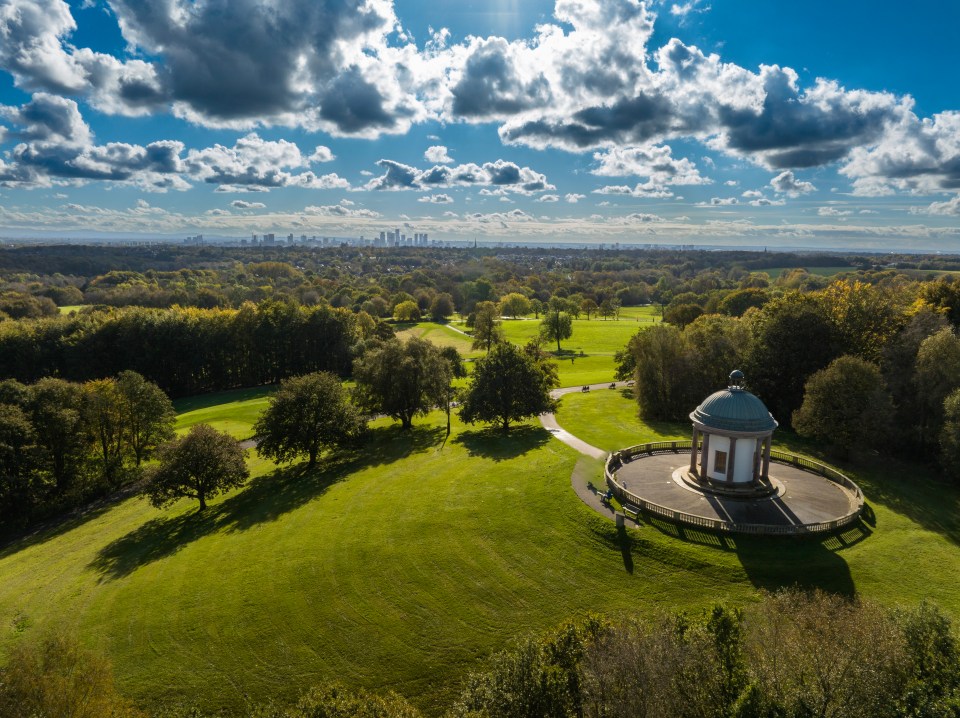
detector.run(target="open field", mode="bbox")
[2,382,960,714]
[57,304,83,314]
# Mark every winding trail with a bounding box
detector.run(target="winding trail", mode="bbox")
[540,382,630,521]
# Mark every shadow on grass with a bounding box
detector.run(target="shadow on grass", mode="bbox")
[641,514,866,597]
[616,523,634,574]
[88,425,446,581]
[453,425,551,461]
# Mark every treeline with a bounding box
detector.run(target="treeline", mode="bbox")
[0,244,877,318]
[0,301,368,396]
[620,278,960,466]
[0,372,174,536]
[4,590,959,717]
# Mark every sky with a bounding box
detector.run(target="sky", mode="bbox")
[1,0,960,249]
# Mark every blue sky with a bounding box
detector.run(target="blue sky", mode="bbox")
[1,0,959,248]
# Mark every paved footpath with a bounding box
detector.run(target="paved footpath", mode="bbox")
[540,382,628,522]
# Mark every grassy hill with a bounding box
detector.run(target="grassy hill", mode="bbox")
[2,348,960,715]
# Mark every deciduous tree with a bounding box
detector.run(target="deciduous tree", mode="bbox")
[458,342,557,431]
[352,337,451,430]
[146,424,248,511]
[255,372,363,468]
[792,355,893,456]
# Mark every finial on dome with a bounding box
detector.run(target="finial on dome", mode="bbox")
[729,369,745,388]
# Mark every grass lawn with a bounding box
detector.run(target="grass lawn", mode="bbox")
[58,304,83,314]
[758,266,855,279]
[4,376,960,715]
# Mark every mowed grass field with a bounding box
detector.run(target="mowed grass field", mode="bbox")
[398,305,658,386]
[3,383,960,714]
[0,395,756,715]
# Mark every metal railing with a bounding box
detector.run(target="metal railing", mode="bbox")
[605,441,865,536]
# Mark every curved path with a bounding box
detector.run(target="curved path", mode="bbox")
[540,385,861,531]
[540,382,628,520]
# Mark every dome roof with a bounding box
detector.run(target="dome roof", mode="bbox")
[690,372,777,434]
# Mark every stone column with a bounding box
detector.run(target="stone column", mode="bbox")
[726,436,737,483]
[689,428,699,474]
[753,437,763,483]
[700,432,710,478]
[762,436,772,479]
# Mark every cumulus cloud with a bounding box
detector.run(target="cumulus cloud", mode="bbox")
[231,199,266,209]
[591,144,710,192]
[1,0,959,205]
[0,100,348,191]
[537,194,560,202]
[309,146,335,163]
[770,170,816,196]
[424,145,453,164]
[698,196,739,206]
[818,206,853,217]
[365,158,553,194]
[304,204,381,218]
[418,193,454,203]
[565,193,586,203]
[913,195,960,216]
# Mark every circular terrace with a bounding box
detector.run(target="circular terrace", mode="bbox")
[606,441,864,536]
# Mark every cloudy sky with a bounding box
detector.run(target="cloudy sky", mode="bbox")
[1,0,959,248]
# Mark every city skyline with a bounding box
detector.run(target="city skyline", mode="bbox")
[1,0,960,250]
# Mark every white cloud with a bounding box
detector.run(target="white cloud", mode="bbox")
[770,170,816,196]
[913,195,960,216]
[231,199,266,209]
[818,206,853,217]
[565,193,586,203]
[418,193,454,204]
[365,158,553,194]
[309,146,335,163]
[537,194,560,202]
[424,145,453,164]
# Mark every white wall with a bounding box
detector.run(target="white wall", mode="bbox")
[707,435,759,483]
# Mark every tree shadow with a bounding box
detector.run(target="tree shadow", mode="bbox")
[453,425,551,461]
[641,514,861,597]
[88,425,446,581]
[616,523,634,574]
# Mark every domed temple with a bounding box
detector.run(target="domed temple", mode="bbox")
[604,369,867,536]
[688,370,777,492]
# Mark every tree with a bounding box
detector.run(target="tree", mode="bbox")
[393,300,421,322]
[627,324,696,421]
[471,300,504,352]
[146,424,249,511]
[914,327,960,446]
[116,371,176,467]
[531,298,544,318]
[744,293,841,425]
[255,372,363,468]
[429,292,455,321]
[27,378,87,494]
[540,308,573,353]
[663,302,703,329]
[0,631,143,718]
[598,298,615,320]
[0,402,38,534]
[458,342,557,431]
[499,292,532,318]
[352,337,452,430]
[581,298,598,320]
[940,389,960,482]
[82,378,126,488]
[793,356,894,456]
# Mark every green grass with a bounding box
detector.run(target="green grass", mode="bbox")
[758,266,855,279]
[6,365,960,715]
[58,304,83,314]
[173,386,276,440]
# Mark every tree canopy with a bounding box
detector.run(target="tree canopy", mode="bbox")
[255,372,363,468]
[146,424,249,511]
[352,337,452,430]
[458,342,558,431]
